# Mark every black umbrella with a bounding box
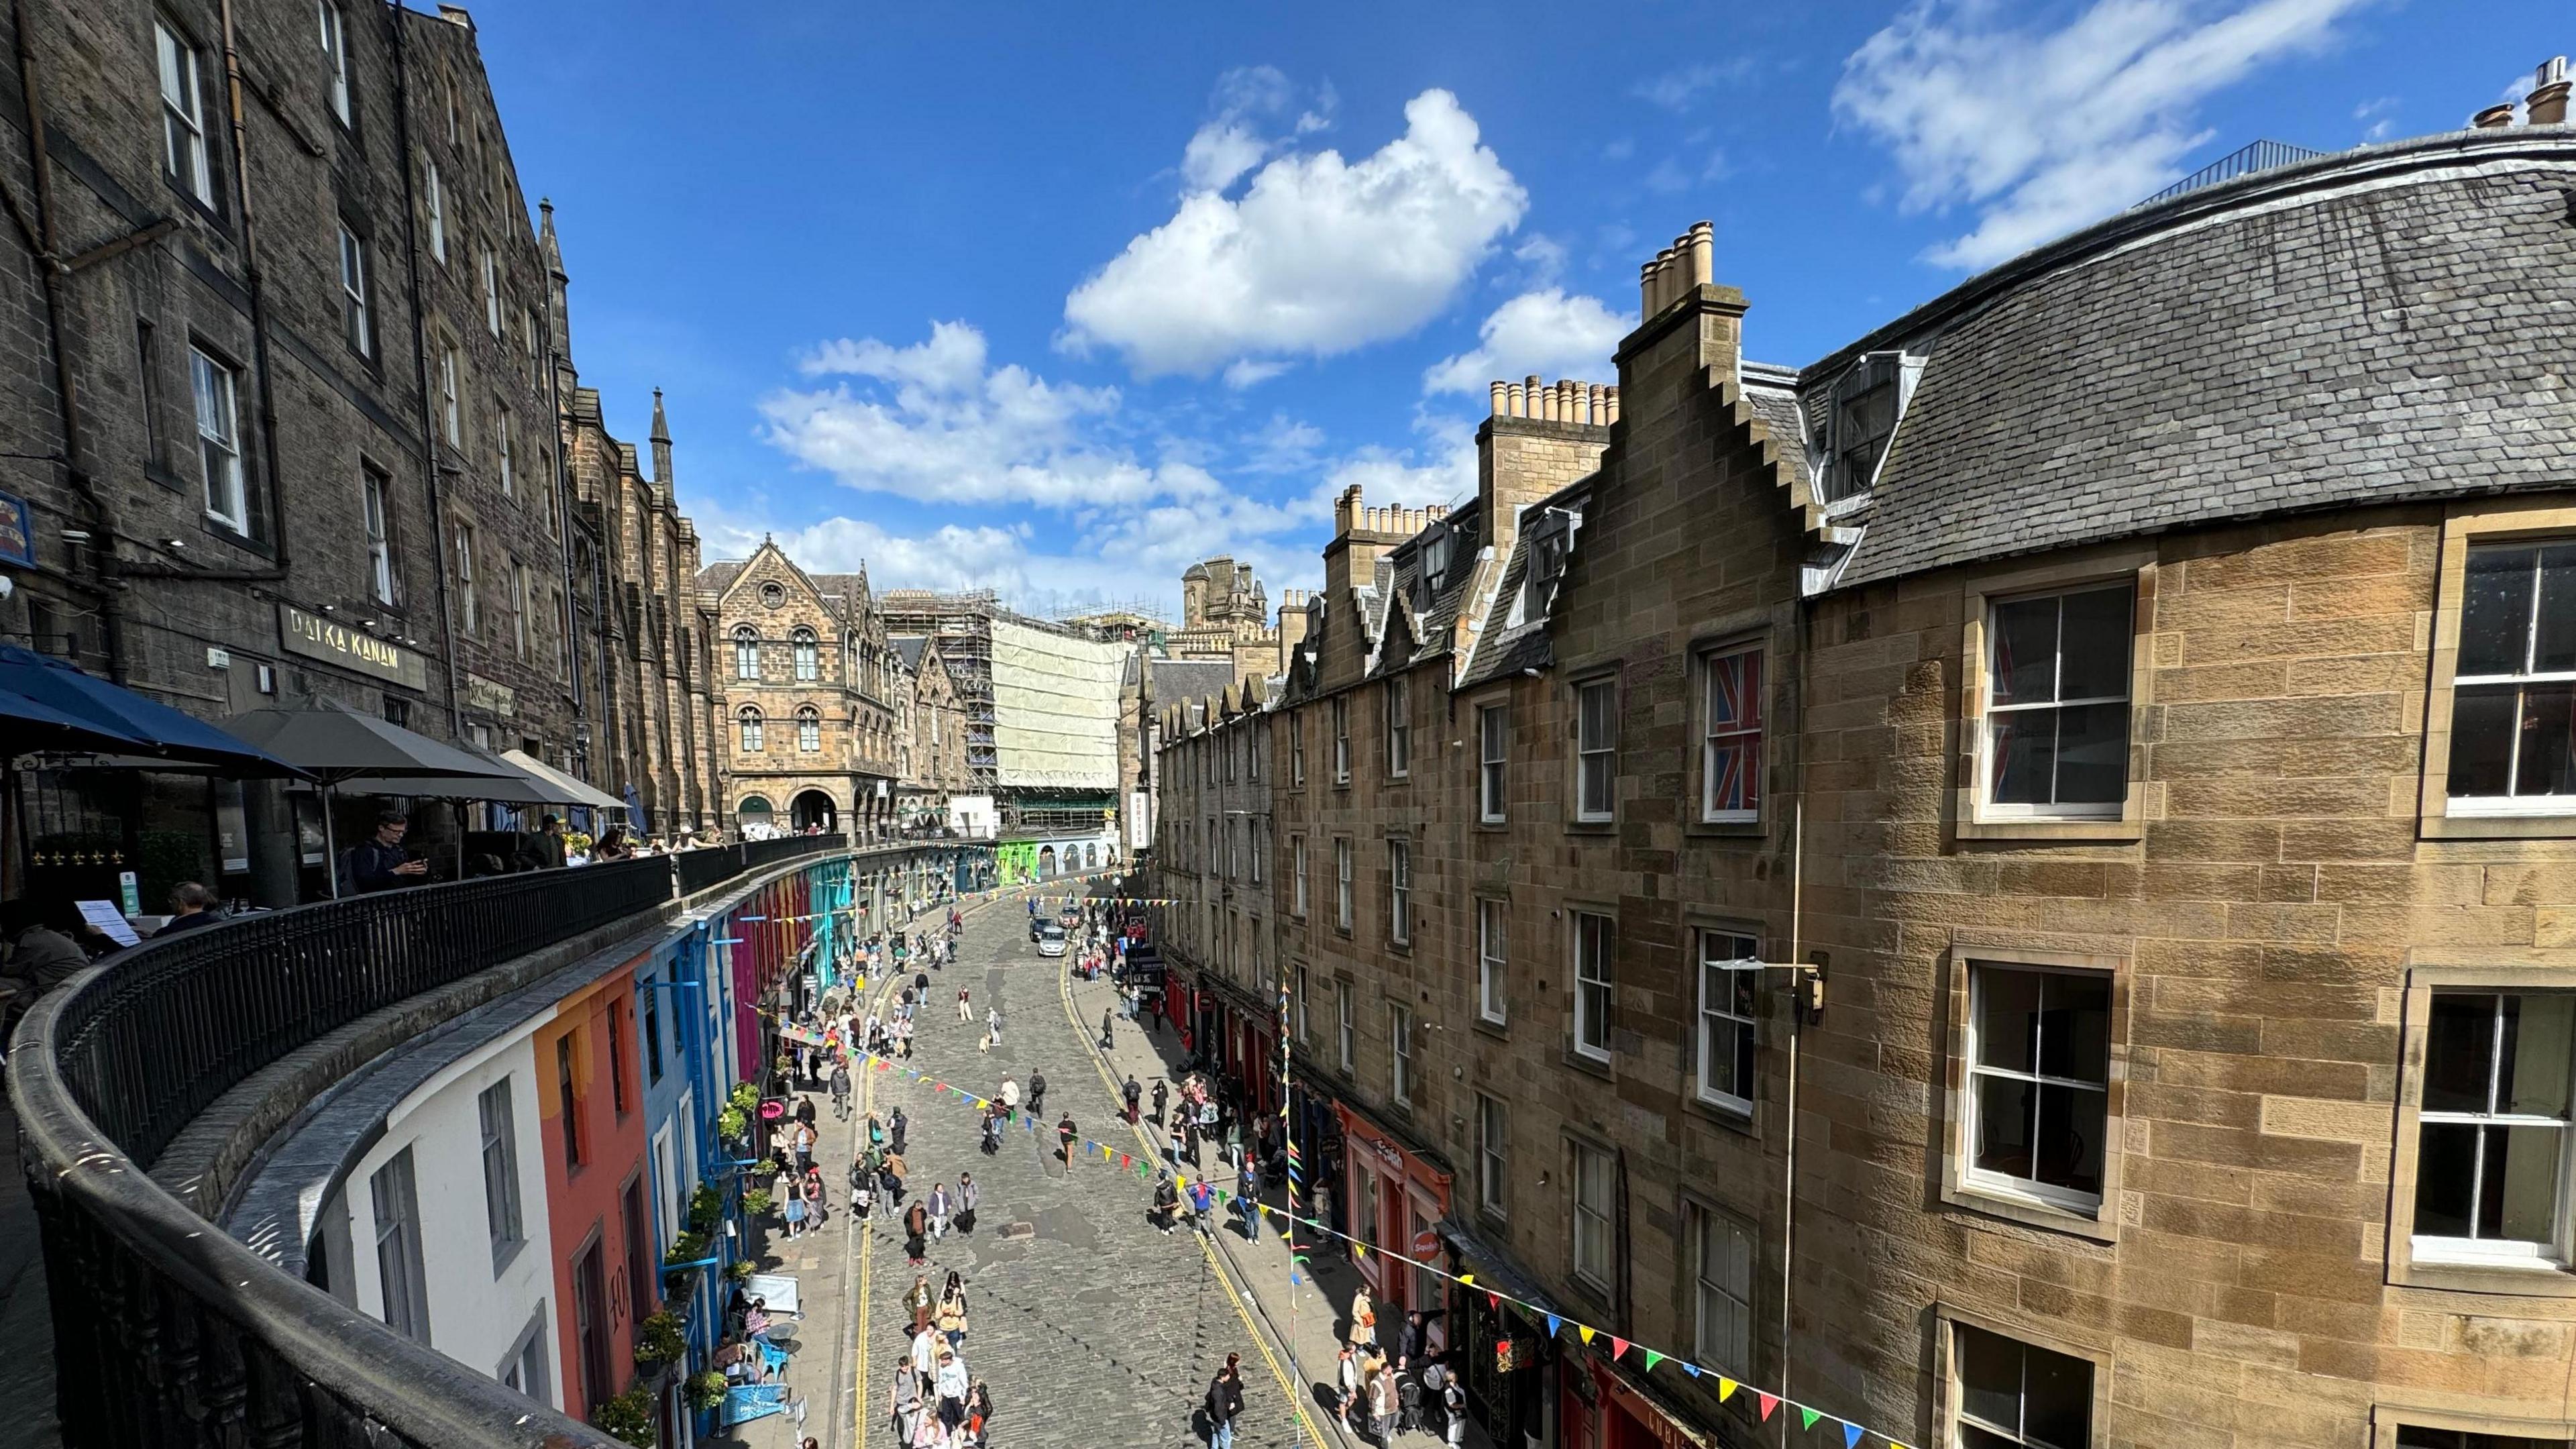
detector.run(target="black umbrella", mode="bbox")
[226,702,521,897]
[0,644,306,777]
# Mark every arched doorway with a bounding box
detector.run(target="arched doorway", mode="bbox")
[1083,843,1097,870]
[790,790,838,833]
[736,795,774,832]
[1038,845,1058,877]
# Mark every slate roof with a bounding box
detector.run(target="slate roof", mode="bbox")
[1360,498,1485,681]
[890,635,928,671]
[1458,476,1593,688]
[1817,129,2576,590]
[1147,659,1240,710]
[698,560,746,596]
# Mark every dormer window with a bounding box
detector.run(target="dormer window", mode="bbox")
[1821,352,1906,504]
[1521,513,1572,619]
[1421,525,1454,596]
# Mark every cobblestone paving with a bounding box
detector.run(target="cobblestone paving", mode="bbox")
[851,898,1307,1449]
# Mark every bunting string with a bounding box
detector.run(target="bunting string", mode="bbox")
[831,1048,1912,1449]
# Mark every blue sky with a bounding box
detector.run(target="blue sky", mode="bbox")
[474,0,2567,619]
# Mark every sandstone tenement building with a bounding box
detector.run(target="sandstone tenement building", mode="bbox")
[1159,106,2576,1449]
[0,1,718,898]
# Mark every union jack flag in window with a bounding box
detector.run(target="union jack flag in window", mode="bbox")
[1704,647,1762,820]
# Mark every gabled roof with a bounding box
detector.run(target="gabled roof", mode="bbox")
[1458,475,1592,688]
[890,635,928,672]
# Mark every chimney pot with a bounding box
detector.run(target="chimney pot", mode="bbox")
[2473,102,2517,129]
[1507,382,1525,417]
[2529,57,2571,125]
[1489,380,1507,417]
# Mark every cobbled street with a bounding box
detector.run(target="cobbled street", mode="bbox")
[847,896,1307,1449]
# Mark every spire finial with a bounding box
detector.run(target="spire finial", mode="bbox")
[650,387,670,443]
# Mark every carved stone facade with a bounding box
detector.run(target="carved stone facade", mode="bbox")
[699,540,902,838]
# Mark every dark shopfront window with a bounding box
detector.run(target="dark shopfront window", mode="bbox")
[1462,1287,1544,1444]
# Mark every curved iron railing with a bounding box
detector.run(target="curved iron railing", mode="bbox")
[8,832,894,1449]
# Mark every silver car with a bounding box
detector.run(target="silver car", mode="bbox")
[1036,922,1067,957]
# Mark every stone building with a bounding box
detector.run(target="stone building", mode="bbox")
[1170,103,2576,1449]
[698,539,902,838]
[1153,674,1282,1112]
[892,632,968,828]
[0,1,712,901]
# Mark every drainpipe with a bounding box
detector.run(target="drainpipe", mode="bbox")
[384,2,463,737]
[213,0,294,584]
[13,0,127,680]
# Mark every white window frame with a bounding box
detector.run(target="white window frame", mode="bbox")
[1692,1206,1754,1372]
[1980,584,2135,820]
[1950,1320,2096,1449]
[1291,835,1307,918]
[1696,928,1760,1114]
[1390,1001,1412,1105]
[477,1078,525,1268]
[1291,712,1306,787]
[2412,990,2576,1268]
[336,222,370,358]
[733,626,759,681]
[451,521,476,634]
[1965,961,2112,1216]
[1251,824,1265,886]
[1331,696,1350,784]
[317,3,352,125]
[438,344,460,445]
[1575,678,1616,822]
[1699,644,1764,824]
[1337,981,1354,1073]
[1334,837,1353,931]
[792,628,819,681]
[509,561,529,656]
[1295,965,1310,1044]
[1572,910,1613,1062]
[796,706,820,753]
[1478,703,1507,822]
[1385,674,1410,778]
[156,21,212,204]
[361,467,393,604]
[737,706,763,753]
[1477,898,1507,1025]
[371,1148,431,1342]
[1476,1093,1507,1220]
[425,162,445,262]
[1387,839,1411,945]
[1570,1141,1613,1289]
[2445,540,2576,816]
[190,345,246,531]
[495,405,513,495]
[480,246,501,335]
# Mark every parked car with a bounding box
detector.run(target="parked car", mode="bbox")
[1036,921,1067,957]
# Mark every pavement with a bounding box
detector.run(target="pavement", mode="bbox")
[835,889,1334,1449]
[1061,971,1493,1449]
[0,1097,64,1449]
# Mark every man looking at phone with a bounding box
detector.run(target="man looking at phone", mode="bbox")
[345,809,428,893]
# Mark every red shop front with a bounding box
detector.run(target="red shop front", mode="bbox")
[1562,1357,1713,1449]
[1336,1107,1452,1351]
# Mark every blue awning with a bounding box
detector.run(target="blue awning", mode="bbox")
[0,643,307,777]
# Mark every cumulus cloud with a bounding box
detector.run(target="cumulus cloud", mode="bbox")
[1835,0,2363,270]
[1061,88,1529,378]
[1421,288,1627,396]
[763,321,1237,511]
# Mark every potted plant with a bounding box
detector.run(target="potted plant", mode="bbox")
[633,1311,686,1374]
[684,1370,727,1414]
[592,1386,655,1448]
[663,1229,710,1266]
[724,1259,757,1282]
[741,1187,773,1216]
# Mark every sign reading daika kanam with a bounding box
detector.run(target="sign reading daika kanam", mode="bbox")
[278,603,426,691]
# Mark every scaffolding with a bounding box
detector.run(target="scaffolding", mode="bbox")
[881,590,1000,784]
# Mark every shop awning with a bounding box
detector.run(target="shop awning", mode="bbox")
[0,643,308,776]
[363,745,566,805]
[498,750,627,812]
[227,700,521,787]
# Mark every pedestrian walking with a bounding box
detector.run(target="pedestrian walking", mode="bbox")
[1368,1361,1397,1444]
[1350,1287,1377,1348]
[957,985,971,1022]
[998,1075,1019,1122]
[1122,1075,1142,1124]
[1151,1078,1169,1125]
[802,1167,827,1228]
[967,1380,994,1448]
[904,1201,928,1267]
[928,1181,952,1240]
[884,1148,909,1205]
[1205,1354,1245,1449]
[1027,1069,1046,1116]
[1099,1007,1114,1049]
[890,1364,923,1445]
[1167,1118,1187,1170]
[1335,1345,1360,1432]
[891,1107,909,1155]
[984,1005,1000,1049]
[828,1057,852,1120]
[1188,1174,1216,1234]
[1236,1160,1260,1235]
[1152,1172,1179,1234]
[1056,1112,1079,1171]
[933,1344,971,1440]
[1442,1373,1467,1446]
[906,1273,936,1334]
[937,1270,969,1350]
[957,1172,979,1233]
[783,1175,808,1238]
[867,1111,886,1152]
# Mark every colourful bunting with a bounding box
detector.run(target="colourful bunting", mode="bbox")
[1641,1350,1661,1373]
[1545,1314,1560,1338]
[1800,1408,1820,1431]
[1843,1426,1863,1449]
[1578,1326,1595,1346]
[1717,1378,1736,1402]
[1609,1337,1628,1361]
[1758,1394,1778,1422]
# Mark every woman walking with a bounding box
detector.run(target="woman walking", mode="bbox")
[889,1364,923,1446]
[905,1273,935,1335]
[937,1271,969,1351]
[904,1198,929,1267]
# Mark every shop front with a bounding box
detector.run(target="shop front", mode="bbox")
[1459,1286,1550,1449]
[1336,1107,1454,1343]
[1562,1355,1716,1449]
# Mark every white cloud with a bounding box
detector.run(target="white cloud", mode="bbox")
[1223,358,1293,389]
[1061,88,1529,378]
[1422,288,1627,396]
[1183,123,1270,193]
[1835,0,2364,270]
[764,321,1230,511]
[1633,60,1754,112]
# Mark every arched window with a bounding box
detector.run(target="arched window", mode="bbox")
[796,705,820,753]
[737,705,763,752]
[732,625,759,680]
[792,627,819,682]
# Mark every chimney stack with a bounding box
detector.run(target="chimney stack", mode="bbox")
[2531,56,2571,125]
[1638,220,1717,319]
[2474,103,2518,129]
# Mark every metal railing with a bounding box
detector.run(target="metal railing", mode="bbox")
[2133,138,2330,208]
[673,831,847,896]
[8,837,900,1449]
